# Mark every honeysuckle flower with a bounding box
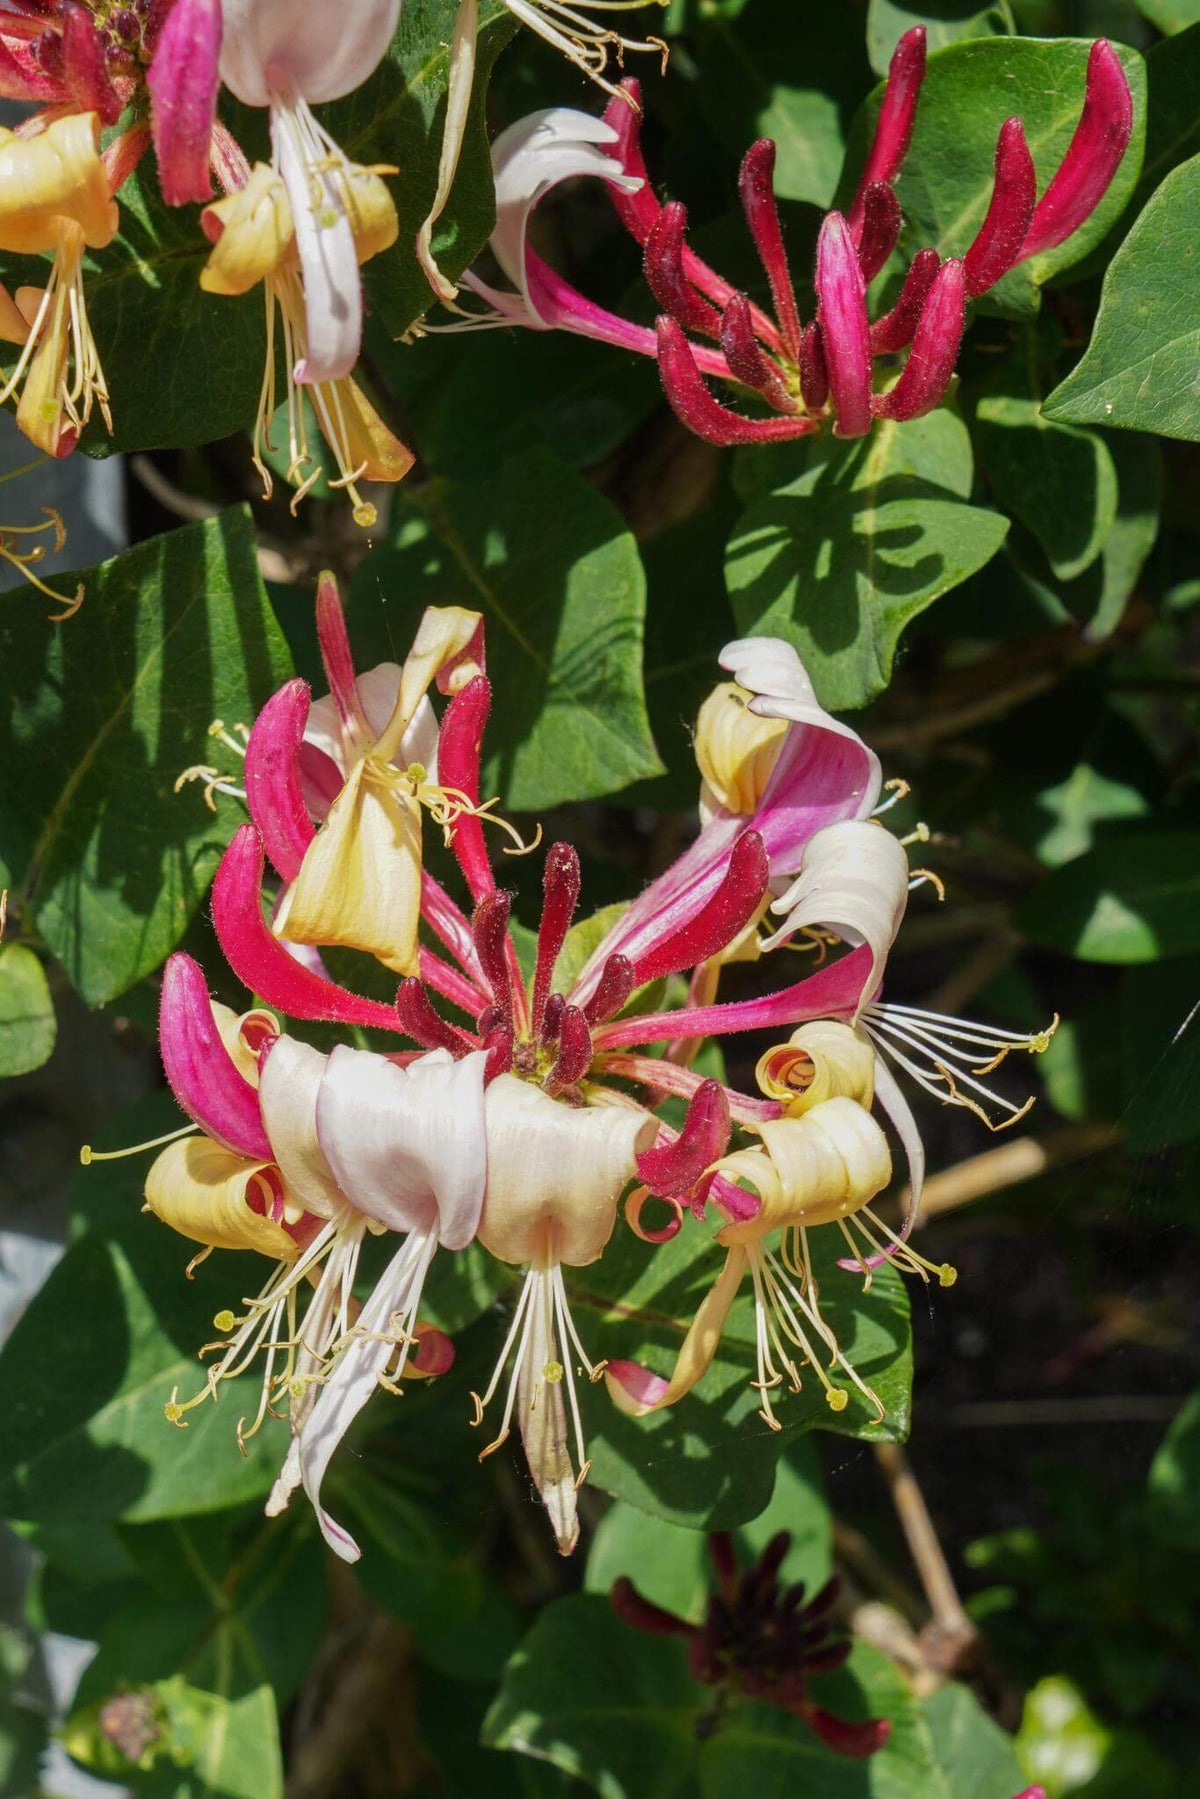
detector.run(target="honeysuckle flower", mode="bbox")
[473,1072,655,1553]
[432,108,728,386]
[467,34,1132,444]
[199,151,410,523]
[415,0,668,300]
[612,1532,890,1757]
[0,110,118,455]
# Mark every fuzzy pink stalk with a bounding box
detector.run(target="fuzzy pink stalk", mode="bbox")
[963,118,1037,296]
[815,212,873,438]
[420,871,487,991]
[212,825,406,1035]
[417,946,487,1019]
[644,202,724,340]
[148,0,221,206]
[636,1079,730,1199]
[1020,40,1133,258]
[630,831,768,985]
[523,250,731,380]
[159,951,273,1158]
[873,257,965,422]
[738,139,802,362]
[848,26,926,236]
[532,843,581,1037]
[244,678,315,882]
[594,942,875,1052]
[870,247,939,354]
[436,675,495,905]
[656,317,815,447]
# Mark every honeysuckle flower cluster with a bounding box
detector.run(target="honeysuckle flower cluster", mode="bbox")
[612,1531,890,1757]
[451,30,1133,445]
[104,571,1055,1560]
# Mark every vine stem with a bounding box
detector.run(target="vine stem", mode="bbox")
[873,1442,979,1674]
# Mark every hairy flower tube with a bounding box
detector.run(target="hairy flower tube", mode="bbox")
[612,1531,890,1756]
[454,32,1132,446]
[126,576,1056,1555]
[415,0,668,300]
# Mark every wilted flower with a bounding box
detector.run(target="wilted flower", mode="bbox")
[612,1531,890,1756]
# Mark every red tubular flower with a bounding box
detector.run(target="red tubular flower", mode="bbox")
[720,293,797,412]
[635,1079,731,1201]
[963,118,1037,297]
[532,842,582,1037]
[436,675,496,905]
[656,317,815,447]
[870,247,940,354]
[159,951,273,1159]
[738,138,802,362]
[644,201,724,339]
[243,679,317,883]
[629,831,769,985]
[873,258,966,422]
[1020,40,1133,258]
[847,26,926,236]
[147,0,221,205]
[815,213,872,439]
[854,180,903,283]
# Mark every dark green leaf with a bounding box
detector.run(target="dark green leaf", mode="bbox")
[975,374,1118,582]
[349,449,662,809]
[1018,830,1200,962]
[0,943,55,1076]
[1147,1388,1200,1549]
[1043,154,1200,441]
[0,510,291,1005]
[725,414,1008,709]
[1122,956,1200,1149]
[1135,0,1200,32]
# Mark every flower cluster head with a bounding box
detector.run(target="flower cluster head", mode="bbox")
[97,565,1056,1560]
[612,1531,890,1756]
[455,29,1133,446]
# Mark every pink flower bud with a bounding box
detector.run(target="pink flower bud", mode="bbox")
[547,1004,592,1089]
[815,212,873,438]
[719,292,796,412]
[739,138,802,361]
[636,1080,731,1198]
[848,26,926,235]
[582,954,636,1027]
[629,830,769,983]
[147,0,222,206]
[855,180,903,283]
[532,842,581,1037]
[964,117,1037,295]
[244,678,316,882]
[436,675,495,903]
[656,316,816,446]
[61,2,123,124]
[396,977,476,1056]
[873,256,965,422]
[644,201,723,338]
[869,246,939,354]
[799,321,829,410]
[601,78,660,244]
[1020,39,1133,259]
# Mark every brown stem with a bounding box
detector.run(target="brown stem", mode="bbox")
[873,1442,979,1676]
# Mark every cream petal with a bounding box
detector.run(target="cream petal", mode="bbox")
[218,0,400,106]
[761,820,909,1006]
[257,1036,344,1218]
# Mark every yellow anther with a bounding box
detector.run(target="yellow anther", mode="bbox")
[938,1265,957,1288]
[543,1360,565,1384]
[825,1387,849,1412]
[213,1309,236,1334]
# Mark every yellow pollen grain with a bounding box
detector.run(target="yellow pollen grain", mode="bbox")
[213,1309,236,1333]
[825,1388,849,1412]
[938,1265,957,1288]
[543,1360,564,1384]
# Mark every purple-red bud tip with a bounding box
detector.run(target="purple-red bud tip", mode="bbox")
[849,26,926,232]
[963,117,1037,297]
[1019,40,1133,260]
[873,256,965,423]
[815,213,873,438]
[855,181,902,284]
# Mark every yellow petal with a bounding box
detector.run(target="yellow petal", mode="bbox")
[200,163,295,295]
[695,680,786,816]
[0,113,117,253]
[274,758,423,975]
[717,1096,892,1241]
[212,1001,278,1085]
[0,283,30,346]
[15,282,71,455]
[341,166,398,266]
[756,1019,875,1113]
[328,373,414,484]
[372,605,483,762]
[144,1135,299,1259]
[604,1245,748,1416]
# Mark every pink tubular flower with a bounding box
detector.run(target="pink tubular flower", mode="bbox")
[454,32,1133,445]
[133,577,1056,1554]
[147,0,223,205]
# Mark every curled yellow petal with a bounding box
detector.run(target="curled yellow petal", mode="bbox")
[274,758,423,975]
[604,1245,748,1416]
[200,163,295,295]
[756,1019,875,1114]
[372,605,484,763]
[695,680,786,816]
[212,1001,278,1085]
[0,284,29,346]
[144,1135,299,1260]
[0,113,117,253]
[716,1095,892,1240]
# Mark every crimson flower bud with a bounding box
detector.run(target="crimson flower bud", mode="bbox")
[815,212,873,438]
[1020,39,1133,259]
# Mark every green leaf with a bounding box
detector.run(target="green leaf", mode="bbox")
[1121,956,1200,1150]
[845,38,1147,313]
[333,1470,483,1636]
[66,1676,284,1799]
[0,943,55,1076]
[0,1095,294,1522]
[1132,23,1200,217]
[725,414,1008,709]
[348,449,662,809]
[1147,1388,1200,1549]
[572,1220,912,1531]
[485,1596,945,1799]
[1043,153,1200,441]
[332,0,519,336]
[921,1685,1025,1799]
[692,0,872,207]
[585,1443,832,1623]
[975,377,1118,582]
[0,510,291,1005]
[1135,0,1200,33]
[1018,831,1200,963]
[865,1,1014,78]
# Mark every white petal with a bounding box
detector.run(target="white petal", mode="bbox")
[316,1045,488,1248]
[719,635,882,815]
[219,0,399,106]
[488,108,642,322]
[762,820,909,1008]
[871,1050,925,1236]
[304,670,437,781]
[479,1075,654,1266]
[257,1035,344,1218]
[274,105,361,383]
